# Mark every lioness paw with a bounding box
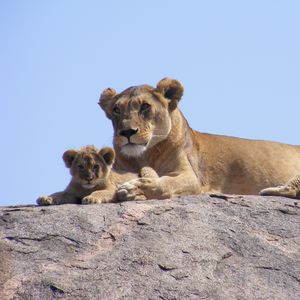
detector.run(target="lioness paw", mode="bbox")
[37,196,54,206]
[117,178,160,201]
[117,180,147,202]
[117,188,147,202]
[117,189,146,202]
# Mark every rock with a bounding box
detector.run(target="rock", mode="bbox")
[0,195,299,300]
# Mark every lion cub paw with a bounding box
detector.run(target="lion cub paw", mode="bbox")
[37,196,54,206]
[82,195,103,205]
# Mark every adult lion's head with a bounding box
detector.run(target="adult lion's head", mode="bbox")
[99,78,184,157]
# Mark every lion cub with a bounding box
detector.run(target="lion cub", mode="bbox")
[37,146,158,205]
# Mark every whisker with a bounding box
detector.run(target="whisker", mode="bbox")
[151,134,166,137]
[152,134,166,136]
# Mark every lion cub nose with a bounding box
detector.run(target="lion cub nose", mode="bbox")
[86,174,94,182]
[119,128,138,138]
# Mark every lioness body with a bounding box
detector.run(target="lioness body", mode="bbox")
[116,125,300,195]
[100,78,300,200]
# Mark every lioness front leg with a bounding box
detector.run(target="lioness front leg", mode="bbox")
[82,190,116,204]
[260,174,300,199]
[117,172,200,202]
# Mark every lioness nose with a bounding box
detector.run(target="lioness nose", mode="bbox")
[119,128,138,138]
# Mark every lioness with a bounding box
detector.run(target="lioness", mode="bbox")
[37,146,158,205]
[99,78,300,200]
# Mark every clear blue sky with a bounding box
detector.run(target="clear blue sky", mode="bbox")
[1,1,299,206]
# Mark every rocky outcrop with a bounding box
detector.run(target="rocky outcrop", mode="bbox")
[0,194,299,300]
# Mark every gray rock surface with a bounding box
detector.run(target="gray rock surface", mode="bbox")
[0,194,299,300]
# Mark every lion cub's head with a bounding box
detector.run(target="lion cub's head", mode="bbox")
[99,78,184,157]
[63,146,115,189]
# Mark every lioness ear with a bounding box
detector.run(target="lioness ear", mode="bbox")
[99,147,115,166]
[156,78,184,111]
[62,150,78,168]
[98,88,117,119]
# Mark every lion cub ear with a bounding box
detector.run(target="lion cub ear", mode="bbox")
[62,150,78,168]
[156,78,184,111]
[99,147,115,166]
[98,88,117,119]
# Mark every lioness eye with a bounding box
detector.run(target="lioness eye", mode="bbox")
[140,103,150,112]
[93,164,99,171]
[113,106,120,115]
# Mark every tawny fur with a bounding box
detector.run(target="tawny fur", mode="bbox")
[99,78,300,201]
[37,146,158,205]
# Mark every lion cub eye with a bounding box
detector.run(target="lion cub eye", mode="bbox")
[93,164,100,171]
[113,106,121,115]
[78,165,84,170]
[140,103,150,112]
